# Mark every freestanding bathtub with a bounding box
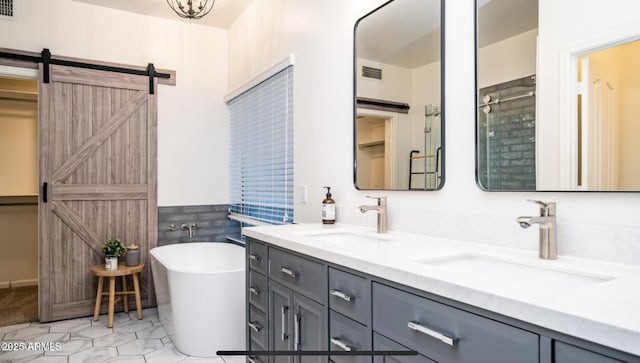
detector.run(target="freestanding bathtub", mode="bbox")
[150,242,246,357]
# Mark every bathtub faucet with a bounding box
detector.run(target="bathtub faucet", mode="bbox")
[181,223,199,239]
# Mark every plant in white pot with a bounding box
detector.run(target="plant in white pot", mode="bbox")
[102,238,127,271]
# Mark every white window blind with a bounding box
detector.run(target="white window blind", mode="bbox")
[228,66,293,225]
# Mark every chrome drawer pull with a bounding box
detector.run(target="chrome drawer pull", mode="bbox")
[330,337,353,352]
[330,289,353,302]
[248,356,261,363]
[249,287,261,296]
[248,321,262,333]
[281,306,289,341]
[407,321,455,346]
[249,254,261,262]
[280,266,298,278]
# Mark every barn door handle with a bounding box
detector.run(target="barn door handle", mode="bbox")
[42,182,48,203]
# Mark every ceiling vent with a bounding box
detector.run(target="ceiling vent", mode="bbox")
[0,0,14,19]
[362,65,382,80]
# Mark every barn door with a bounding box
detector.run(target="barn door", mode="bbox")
[39,64,157,322]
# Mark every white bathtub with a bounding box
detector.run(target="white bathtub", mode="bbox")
[150,242,246,357]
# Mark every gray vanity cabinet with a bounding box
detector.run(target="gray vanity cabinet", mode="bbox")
[372,282,538,363]
[268,275,327,363]
[330,310,370,363]
[269,280,294,363]
[554,341,625,363]
[373,333,436,363]
[246,237,640,363]
[329,267,370,325]
[269,281,327,363]
[247,240,270,363]
[247,239,328,363]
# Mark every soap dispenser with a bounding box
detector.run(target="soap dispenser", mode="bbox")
[322,186,336,224]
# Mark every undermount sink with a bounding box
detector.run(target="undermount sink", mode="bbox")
[412,253,614,297]
[297,229,392,246]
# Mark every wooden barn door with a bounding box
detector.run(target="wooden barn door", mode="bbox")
[38,64,157,322]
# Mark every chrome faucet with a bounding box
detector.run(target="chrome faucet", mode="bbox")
[181,223,199,239]
[359,196,388,233]
[516,199,557,260]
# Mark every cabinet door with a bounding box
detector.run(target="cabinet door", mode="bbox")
[270,281,294,363]
[295,292,328,363]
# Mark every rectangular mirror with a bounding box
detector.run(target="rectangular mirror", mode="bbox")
[354,0,444,190]
[476,0,640,191]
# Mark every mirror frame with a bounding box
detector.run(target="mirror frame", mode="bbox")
[353,0,446,191]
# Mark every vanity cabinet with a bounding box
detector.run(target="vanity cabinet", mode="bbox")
[554,341,625,363]
[247,240,270,363]
[246,237,640,363]
[269,280,326,363]
[372,282,538,363]
[247,239,327,363]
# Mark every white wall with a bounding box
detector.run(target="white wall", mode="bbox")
[477,28,537,89]
[0,0,229,206]
[0,98,38,196]
[0,205,38,287]
[229,0,640,265]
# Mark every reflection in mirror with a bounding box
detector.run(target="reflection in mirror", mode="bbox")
[355,0,444,190]
[476,0,640,191]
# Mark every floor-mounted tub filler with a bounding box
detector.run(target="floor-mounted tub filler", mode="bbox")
[150,242,246,357]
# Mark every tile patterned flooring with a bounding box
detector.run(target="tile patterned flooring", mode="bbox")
[0,308,245,363]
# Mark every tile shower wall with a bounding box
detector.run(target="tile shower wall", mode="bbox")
[478,75,536,191]
[157,205,240,246]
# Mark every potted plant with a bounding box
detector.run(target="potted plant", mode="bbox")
[102,238,127,271]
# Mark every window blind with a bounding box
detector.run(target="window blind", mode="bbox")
[228,66,293,225]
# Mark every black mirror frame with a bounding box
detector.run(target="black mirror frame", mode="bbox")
[353,0,446,191]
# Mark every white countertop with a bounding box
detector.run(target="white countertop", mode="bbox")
[243,223,640,356]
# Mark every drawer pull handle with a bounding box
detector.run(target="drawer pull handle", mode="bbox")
[248,356,261,363]
[330,337,353,352]
[248,321,262,333]
[407,321,455,346]
[280,266,298,278]
[294,313,301,350]
[249,287,261,296]
[330,289,353,302]
[249,254,261,262]
[281,306,289,341]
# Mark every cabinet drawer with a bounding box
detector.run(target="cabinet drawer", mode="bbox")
[555,341,624,363]
[249,270,268,312]
[373,333,436,363]
[372,283,538,363]
[329,268,370,325]
[330,311,370,363]
[249,338,268,363]
[249,304,268,348]
[248,239,268,274]
[269,248,326,303]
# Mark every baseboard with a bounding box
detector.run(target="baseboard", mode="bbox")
[5,278,39,288]
[0,281,9,289]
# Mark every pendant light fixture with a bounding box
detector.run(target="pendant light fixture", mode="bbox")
[166,0,215,20]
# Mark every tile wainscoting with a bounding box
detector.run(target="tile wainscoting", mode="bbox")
[157,205,241,246]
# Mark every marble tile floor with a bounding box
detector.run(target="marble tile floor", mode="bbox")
[0,307,245,363]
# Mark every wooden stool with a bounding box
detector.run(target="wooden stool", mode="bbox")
[90,263,144,328]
